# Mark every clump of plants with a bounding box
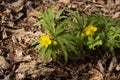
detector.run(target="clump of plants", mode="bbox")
[32,6,120,62]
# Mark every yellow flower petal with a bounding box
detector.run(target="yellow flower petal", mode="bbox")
[86,30,91,35]
[85,24,97,35]
[40,35,51,48]
[92,26,97,32]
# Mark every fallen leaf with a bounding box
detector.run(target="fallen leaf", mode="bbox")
[97,60,104,74]
[112,12,120,18]
[15,61,36,73]
[2,27,7,39]
[59,0,71,4]
[116,63,120,71]
[11,0,24,13]
[108,53,117,72]
[16,73,26,79]
[0,56,10,69]
[15,12,24,20]
[115,0,120,5]
[89,69,103,80]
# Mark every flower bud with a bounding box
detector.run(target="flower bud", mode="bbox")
[53,41,58,46]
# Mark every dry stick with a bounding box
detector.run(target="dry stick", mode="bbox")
[108,53,117,72]
[98,60,104,74]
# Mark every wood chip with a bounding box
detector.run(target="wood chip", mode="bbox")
[59,0,71,4]
[2,28,7,39]
[97,60,104,74]
[112,12,120,18]
[116,63,120,71]
[108,53,117,72]
[0,56,10,69]
[89,69,104,80]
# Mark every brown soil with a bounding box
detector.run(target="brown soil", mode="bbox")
[0,0,120,80]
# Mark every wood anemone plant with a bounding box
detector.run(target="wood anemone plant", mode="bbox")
[32,7,120,62]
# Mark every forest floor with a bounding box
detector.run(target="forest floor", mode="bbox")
[0,0,120,80]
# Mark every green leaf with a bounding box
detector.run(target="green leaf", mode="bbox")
[39,47,47,57]
[48,6,54,21]
[57,37,68,61]
[36,11,42,19]
[61,46,68,61]
[87,35,102,50]
[81,14,88,28]
[31,38,40,46]
[88,14,99,25]
[66,20,80,29]
[45,49,52,63]
[35,45,42,50]
[51,51,57,62]
[58,16,68,19]
[56,8,65,19]
[69,10,81,24]
[55,20,67,36]
[34,19,44,26]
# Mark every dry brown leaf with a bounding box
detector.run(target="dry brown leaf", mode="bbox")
[11,28,44,45]
[112,12,120,18]
[108,53,117,72]
[106,0,115,7]
[115,0,120,5]
[115,63,120,71]
[27,9,37,17]
[15,59,54,79]
[101,7,109,13]
[13,48,24,62]
[11,0,24,13]
[15,73,26,79]
[97,0,105,5]
[15,61,36,73]
[2,28,7,39]
[97,60,104,74]
[13,47,32,62]
[0,56,10,69]
[27,16,37,24]
[89,69,103,80]
[15,12,24,20]
[59,0,71,4]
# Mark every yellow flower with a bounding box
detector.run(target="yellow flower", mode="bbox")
[53,41,58,46]
[85,24,97,35]
[40,35,52,48]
